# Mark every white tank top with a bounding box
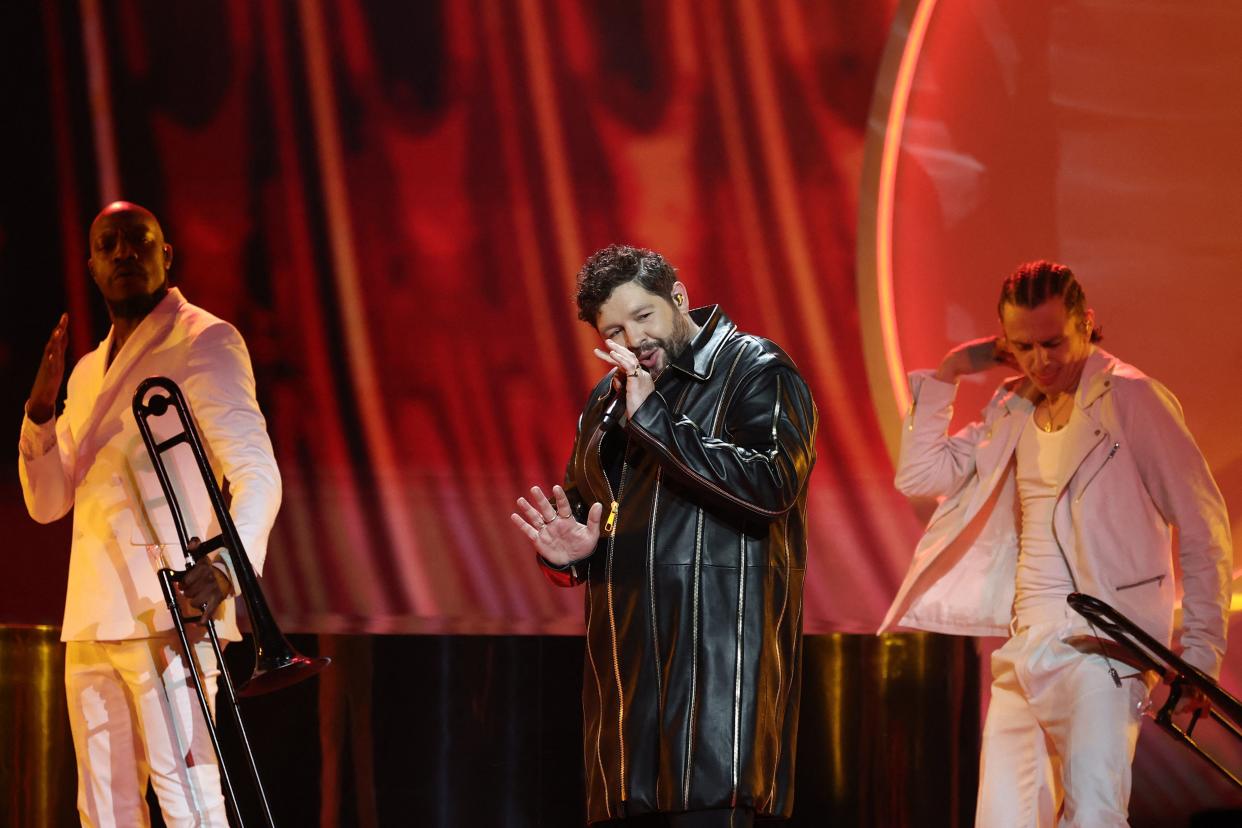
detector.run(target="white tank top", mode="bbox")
[1013,412,1076,627]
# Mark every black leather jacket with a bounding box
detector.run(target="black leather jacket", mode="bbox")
[544,306,817,822]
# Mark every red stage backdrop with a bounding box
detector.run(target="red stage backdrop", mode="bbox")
[4,0,915,635]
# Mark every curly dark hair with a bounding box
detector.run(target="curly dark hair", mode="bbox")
[575,244,678,323]
[998,260,1102,342]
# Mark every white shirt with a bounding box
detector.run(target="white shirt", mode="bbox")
[1014,412,1075,627]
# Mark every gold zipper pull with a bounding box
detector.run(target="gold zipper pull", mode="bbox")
[603,501,619,535]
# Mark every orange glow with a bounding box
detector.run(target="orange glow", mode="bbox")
[876,0,938,416]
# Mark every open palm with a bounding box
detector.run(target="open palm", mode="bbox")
[510,484,602,567]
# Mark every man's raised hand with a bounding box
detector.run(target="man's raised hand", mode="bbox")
[934,335,1017,383]
[510,484,602,567]
[28,313,68,424]
[593,340,655,418]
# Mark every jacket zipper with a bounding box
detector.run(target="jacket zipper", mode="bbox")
[682,506,704,809]
[602,448,630,806]
[1116,574,1165,591]
[654,383,692,810]
[1052,451,1125,687]
[647,468,663,709]
[685,352,759,807]
[1049,425,1106,581]
[1075,441,1120,502]
[583,578,610,813]
[679,362,752,810]
[595,433,620,536]
[730,531,746,806]
[734,372,765,806]
[584,414,625,814]
[1051,496,1082,599]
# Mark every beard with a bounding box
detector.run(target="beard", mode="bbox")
[636,312,695,373]
[106,284,169,320]
[664,312,694,359]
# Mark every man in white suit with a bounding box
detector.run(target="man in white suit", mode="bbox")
[19,201,282,826]
[881,261,1230,826]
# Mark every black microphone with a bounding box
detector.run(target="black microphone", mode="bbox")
[600,373,625,431]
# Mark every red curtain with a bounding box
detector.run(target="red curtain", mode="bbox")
[12,0,914,635]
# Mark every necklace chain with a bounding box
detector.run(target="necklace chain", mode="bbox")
[1040,394,1071,432]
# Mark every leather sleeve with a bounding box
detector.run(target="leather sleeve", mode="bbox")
[536,553,587,587]
[627,361,817,522]
[561,408,590,523]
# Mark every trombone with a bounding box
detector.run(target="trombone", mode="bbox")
[133,376,329,826]
[1067,592,1242,790]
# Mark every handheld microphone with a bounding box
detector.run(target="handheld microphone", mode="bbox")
[600,373,625,431]
[600,388,624,431]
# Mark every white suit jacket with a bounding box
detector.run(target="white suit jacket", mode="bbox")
[18,288,282,642]
[880,349,1232,679]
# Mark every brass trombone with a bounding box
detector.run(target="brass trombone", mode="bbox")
[133,376,329,826]
[1067,592,1242,789]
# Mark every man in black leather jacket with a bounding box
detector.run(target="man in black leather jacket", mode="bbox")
[511,245,818,826]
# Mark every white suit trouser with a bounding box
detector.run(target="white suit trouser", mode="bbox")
[65,637,228,827]
[975,616,1150,827]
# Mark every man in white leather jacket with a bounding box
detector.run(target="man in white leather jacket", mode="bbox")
[880,261,1231,826]
[19,202,281,826]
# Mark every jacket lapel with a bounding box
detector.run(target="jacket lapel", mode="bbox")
[1053,350,1114,494]
[72,289,185,455]
[66,335,109,435]
[973,349,1116,504]
[1053,403,1106,495]
[963,388,1030,518]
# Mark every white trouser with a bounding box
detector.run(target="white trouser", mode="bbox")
[65,636,228,827]
[976,615,1150,827]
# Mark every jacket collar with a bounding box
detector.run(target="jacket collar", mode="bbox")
[74,288,186,448]
[1073,348,1119,407]
[666,305,735,381]
[960,349,1120,520]
[993,346,1118,416]
[99,287,185,384]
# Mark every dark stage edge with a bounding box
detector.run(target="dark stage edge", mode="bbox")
[5,630,981,827]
